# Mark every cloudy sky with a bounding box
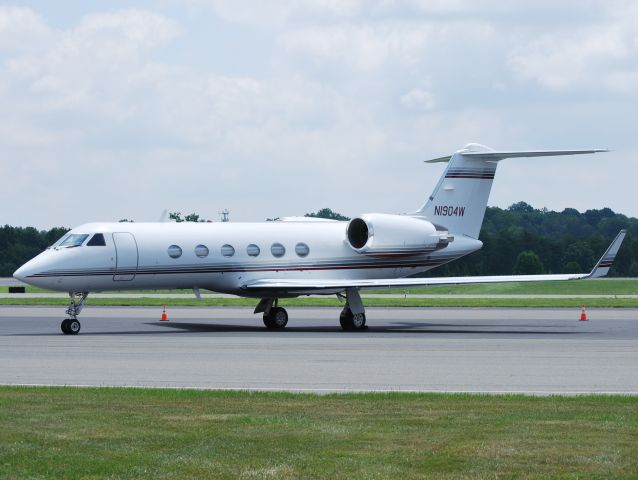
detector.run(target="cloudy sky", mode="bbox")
[1,1,636,228]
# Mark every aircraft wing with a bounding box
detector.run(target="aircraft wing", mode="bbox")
[243,230,626,292]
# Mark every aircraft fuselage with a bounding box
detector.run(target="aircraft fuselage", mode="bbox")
[14,221,481,297]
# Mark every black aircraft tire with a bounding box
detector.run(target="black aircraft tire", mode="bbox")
[61,319,70,334]
[263,307,288,329]
[68,319,81,335]
[263,314,275,328]
[340,308,366,330]
[340,308,354,330]
[271,307,288,329]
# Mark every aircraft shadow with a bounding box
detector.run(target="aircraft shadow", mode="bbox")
[5,321,593,336]
[151,321,588,336]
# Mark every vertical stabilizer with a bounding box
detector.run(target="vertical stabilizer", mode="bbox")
[416,144,607,239]
[417,143,497,239]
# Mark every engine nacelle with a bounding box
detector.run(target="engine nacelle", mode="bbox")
[346,213,453,256]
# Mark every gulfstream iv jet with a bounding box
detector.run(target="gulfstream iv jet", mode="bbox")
[14,143,626,334]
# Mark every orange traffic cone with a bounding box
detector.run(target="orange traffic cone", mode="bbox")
[161,306,168,321]
[580,306,588,322]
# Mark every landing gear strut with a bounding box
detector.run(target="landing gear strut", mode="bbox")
[255,298,288,329]
[61,292,88,335]
[339,288,367,330]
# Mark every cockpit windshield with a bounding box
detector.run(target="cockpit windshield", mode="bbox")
[56,234,89,248]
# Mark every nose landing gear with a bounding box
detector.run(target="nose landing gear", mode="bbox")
[61,292,88,335]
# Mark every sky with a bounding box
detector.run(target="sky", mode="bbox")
[1,0,636,229]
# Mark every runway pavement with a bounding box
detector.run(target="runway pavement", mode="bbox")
[1,306,637,394]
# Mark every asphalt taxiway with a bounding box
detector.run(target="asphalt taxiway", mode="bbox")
[1,306,637,393]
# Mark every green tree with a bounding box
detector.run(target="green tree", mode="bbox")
[169,212,183,222]
[513,250,545,274]
[169,212,206,222]
[305,208,350,221]
[563,261,582,273]
[508,201,534,213]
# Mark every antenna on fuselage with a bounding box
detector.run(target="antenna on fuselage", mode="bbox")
[219,209,230,222]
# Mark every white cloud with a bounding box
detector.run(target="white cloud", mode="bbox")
[0,6,50,49]
[191,0,363,26]
[509,28,629,90]
[509,3,638,91]
[0,2,636,228]
[4,9,181,117]
[400,87,435,111]
[282,23,436,70]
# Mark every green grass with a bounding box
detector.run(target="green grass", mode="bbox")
[3,279,638,307]
[369,278,638,295]
[0,387,636,479]
[4,279,638,295]
[1,296,637,308]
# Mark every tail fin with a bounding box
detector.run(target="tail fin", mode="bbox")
[415,143,607,239]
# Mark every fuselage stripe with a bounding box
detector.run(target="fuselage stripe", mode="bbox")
[27,259,459,278]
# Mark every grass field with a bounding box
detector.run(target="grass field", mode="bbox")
[4,279,638,295]
[1,387,636,479]
[3,279,638,307]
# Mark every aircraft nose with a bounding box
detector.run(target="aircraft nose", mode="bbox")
[13,258,40,283]
[13,265,27,282]
[13,264,30,283]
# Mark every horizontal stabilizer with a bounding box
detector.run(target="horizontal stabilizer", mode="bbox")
[426,147,608,163]
[462,149,608,160]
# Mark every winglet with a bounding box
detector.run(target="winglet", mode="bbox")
[588,229,627,278]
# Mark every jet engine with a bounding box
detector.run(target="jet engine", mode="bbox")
[346,213,453,256]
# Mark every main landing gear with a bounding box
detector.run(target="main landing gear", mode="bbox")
[338,287,367,330]
[61,292,88,335]
[254,287,367,331]
[254,298,288,329]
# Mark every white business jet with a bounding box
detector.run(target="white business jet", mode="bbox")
[14,143,626,334]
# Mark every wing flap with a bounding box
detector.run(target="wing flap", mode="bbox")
[243,273,590,292]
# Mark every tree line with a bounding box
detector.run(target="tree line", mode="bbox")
[1,202,636,277]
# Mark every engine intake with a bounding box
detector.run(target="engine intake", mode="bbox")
[346,213,452,257]
[347,218,369,249]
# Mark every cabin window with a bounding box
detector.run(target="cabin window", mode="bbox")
[271,243,285,258]
[295,242,310,257]
[87,233,106,246]
[167,245,182,258]
[58,234,89,248]
[195,244,209,258]
[247,244,260,257]
[221,244,235,257]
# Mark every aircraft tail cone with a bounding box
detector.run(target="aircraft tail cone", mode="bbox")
[161,306,168,322]
[580,306,588,322]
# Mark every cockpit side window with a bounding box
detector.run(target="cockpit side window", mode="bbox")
[87,233,106,246]
[51,234,70,248]
[58,234,89,248]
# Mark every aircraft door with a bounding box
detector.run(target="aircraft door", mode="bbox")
[113,232,138,281]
